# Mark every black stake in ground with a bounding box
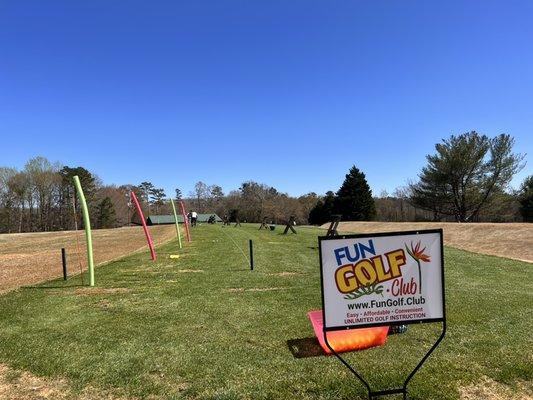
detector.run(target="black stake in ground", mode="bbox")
[249,239,254,270]
[61,248,67,280]
[283,216,297,234]
[326,215,341,237]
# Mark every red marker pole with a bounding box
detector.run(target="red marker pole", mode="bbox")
[179,200,191,242]
[130,191,157,261]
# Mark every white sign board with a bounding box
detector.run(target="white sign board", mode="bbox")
[319,229,445,330]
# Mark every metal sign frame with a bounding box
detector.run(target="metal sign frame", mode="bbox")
[318,229,446,399]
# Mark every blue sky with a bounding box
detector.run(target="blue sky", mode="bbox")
[1,1,531,197]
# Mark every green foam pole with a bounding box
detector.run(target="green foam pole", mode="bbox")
[73,175,95,286]
[170,199,182,249]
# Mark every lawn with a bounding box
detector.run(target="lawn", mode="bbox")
[0,224,531,399]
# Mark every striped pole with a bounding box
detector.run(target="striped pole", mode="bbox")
[170,199,182,249]
[73,175,95,286]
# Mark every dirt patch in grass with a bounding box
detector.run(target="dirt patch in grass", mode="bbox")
[0,363,132,400]
[226,287,288,292]
[0,225,176,294]
[324,222,533,263]
[96,299,113,309]
[459,376,533,400]
[142,370,189,394]
[265,272,303,277]
[177,269,204,273]
[74,288,130,296]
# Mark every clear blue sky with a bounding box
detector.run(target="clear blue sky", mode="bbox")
[1,1,531,197]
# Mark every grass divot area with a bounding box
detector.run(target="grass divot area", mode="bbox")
[225,287,289,293]
[0,363,133,400]
[0,224,531,399]
[263,271,305,277]
[176,269,204,273]
[75,288,131,295]
[459,376,533,400]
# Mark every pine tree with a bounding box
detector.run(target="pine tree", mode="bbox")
[175,188,182,200]
[59,166,97,229]
[518,175,533,222]
[139,182,154,199]
[308,200,324,225]
[210,185,224,200]
[308,191,336,225]
[149,188,166,214]
[97,197,116,228]
[335,166,375,220]
[409,132,524,222]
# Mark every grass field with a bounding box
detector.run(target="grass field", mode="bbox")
[0,224,531,399]
[325,222,533,263]
[0,225,176,294]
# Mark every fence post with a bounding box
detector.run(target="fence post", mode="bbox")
[61,248,67,280]
[249,239,254,271]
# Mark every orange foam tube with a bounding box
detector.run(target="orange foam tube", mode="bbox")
[308,310,389,354]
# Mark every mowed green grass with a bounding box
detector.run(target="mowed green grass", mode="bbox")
[0,224,531,399]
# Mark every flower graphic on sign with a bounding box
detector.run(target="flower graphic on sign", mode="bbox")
[343,283,384,300]
[405,241,431,294]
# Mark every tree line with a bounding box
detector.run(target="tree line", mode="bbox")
[308,132,530,224]
[179,181,320,225]
[0,132,530,233]
[0,158,119,233]
[0,158,320,233]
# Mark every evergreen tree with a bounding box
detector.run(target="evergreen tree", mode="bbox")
[335,166,375,220]
[138,182,154,203]
[308,191,336,225]
[323,191,336,218]
[518,175,533,222]
[175,188,182,200]
[59,166,97,229]
[409,132,524,222]
[229,208,239,222]
[96,197,116,228]
[210,185,224,200]
[149,188,166,214]
[308,200,324,225]
[138,181,155,213]
[60,166,97,200]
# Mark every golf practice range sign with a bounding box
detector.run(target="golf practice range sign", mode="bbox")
[319,229,445,330]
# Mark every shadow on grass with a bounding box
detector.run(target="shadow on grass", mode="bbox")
[22,284,85,290]
[287,337,326,358]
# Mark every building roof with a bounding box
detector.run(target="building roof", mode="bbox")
[147,215,178,224]
[147,214,222,224]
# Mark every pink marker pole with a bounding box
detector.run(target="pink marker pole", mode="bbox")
[130,191,157,261]
[179,201,191,242]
